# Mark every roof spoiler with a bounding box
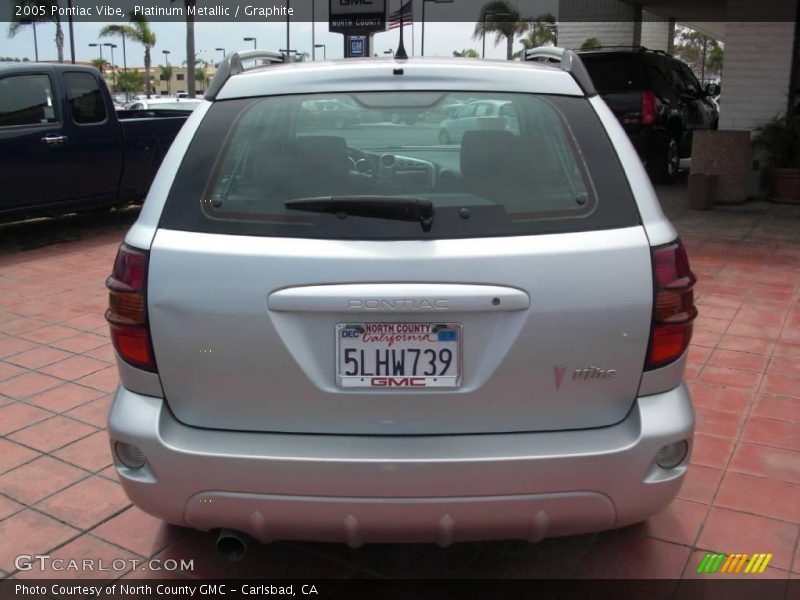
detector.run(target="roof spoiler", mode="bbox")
[205,50,293,101]
[560,49,597,97]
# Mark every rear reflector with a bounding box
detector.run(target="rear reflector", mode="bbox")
[646,240,697,370]
[106,245,156,372]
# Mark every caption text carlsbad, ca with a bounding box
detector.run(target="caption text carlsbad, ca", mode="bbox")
[14,4,295,19]
[14,584,318,597]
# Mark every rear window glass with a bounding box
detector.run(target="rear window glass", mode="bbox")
[580,54,645,91]
[161,92,639,240]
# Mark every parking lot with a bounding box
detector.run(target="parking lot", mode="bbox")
[0,183,799,586]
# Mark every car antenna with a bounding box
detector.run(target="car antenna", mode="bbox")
[394,0,408,60]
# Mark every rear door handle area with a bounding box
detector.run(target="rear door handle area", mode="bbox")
[41,134,68,146]
[268,284,530,313]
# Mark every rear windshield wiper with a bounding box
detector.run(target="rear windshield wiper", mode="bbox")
[285,196,434,232]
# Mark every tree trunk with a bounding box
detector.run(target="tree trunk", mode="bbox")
[55,21,64,63]
[506,34,513,60]
[186,1,196,97]
[145,46,151,98]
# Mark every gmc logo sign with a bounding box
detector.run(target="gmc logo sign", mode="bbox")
[370,377,427,387]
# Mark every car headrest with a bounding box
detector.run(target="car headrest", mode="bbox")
[460,130,516,179]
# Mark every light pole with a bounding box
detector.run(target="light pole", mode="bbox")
[105,43,117,93]
[32,21,39,62]
[88,43,104,68]
[311,0,315,60]
[286,0,291,58]
[162,50,171,95]
[314,44,326,60]
[482,11,511,58]
[215,47,226,62]
[67,0,75,63]
[420,0,453,57]
[244,37,257,50]
[120,30,128,102]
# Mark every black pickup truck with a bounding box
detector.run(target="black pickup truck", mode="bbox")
[0,63,193,221]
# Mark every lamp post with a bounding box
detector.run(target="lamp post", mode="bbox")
[162,50,171,95]
[67,0,75,63]
[314,44,326,60]
[311,0,315,60]
[420,0,453,57]
[32,21,39,62]
[104,43,117,93]
[482,11,511,58]
[120,30,128,102]
[215,47,226,61]
[286,0,291,58]
[244,37,257,50]
[88,42,104,68]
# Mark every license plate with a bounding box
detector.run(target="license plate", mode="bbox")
[336,322,462,388]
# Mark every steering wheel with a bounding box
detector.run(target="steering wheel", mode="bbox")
[347,147,375,177]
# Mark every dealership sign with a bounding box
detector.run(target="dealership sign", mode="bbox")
[329,0,386,34]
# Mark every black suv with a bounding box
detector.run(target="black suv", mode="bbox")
[527,47,720,183]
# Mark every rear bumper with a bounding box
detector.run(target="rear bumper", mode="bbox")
[108,385,694,546]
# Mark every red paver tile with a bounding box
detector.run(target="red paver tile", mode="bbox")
[715,472,800,523]
[15,533,138,580]
[697,293,743,310]
[698,366,762,391]
[694,407,744,439]
[83,343,115,364]
[741,417,800,453]
[717,334,775,355]
[638,499,707,546]
[74,366,119,393]
[0,401,51,435]
[18,325,80,344]
[730,442,800,485]
[677,465,724,504]
[684,363,701,381]
[707,349,769,373]
[698,305,738,321]
[98,465,118,482]
[0,495,23,521]
[93,506,187,558]
[8,415,97,453]
[779,327,800,345]
[774,341,800,361]
[36,476,130,530]
[734,308,786,328]
[752,393,800,424]
[576,530,690,582]
[691,329,722,348]
[24,382,105,413]
[695,316,730,334]
[39,355,109,381]
[726,322,783,341]
[65,394,112,428]
[50,332,108,353]
[0,455,87,504]
[687,382,753,414]
[761,374,800,400]
[0,438,39,475]
[2,317,48,336]
[3,346,72,370]
[0,371,64,400]
[0,361,24,381]
[59,313,109,332]
[0,509,78,572]
[0,337,37,359]
[53,431,113,472]
[691,434,735,469]
[687,345,712,365]
[768,357,800,381]
[696,507,798,571]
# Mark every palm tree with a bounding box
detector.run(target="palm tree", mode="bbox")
[473,0,529,60]
[453,49,479,57]
[580,37,601,51]
[102,14,157,98]
[8,0,64,63]
[172,0,196,97]
[514,13,556,58]
[160,63,173,95]
[90,57,109,73]
[116,69,145,94]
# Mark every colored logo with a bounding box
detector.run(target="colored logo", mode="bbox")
[696,552,773,574]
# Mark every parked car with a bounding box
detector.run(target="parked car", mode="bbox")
[124,98,203,112]
[438,98,519,144]
[107,52,696,556]
[525,46,720,182]
[299,98,361,129]
[0,63,193,220]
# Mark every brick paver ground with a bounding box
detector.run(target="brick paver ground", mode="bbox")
[1,187,799,584]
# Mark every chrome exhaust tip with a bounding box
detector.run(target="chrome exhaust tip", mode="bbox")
[216,529,249,562]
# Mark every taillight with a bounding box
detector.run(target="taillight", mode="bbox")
[106,245,156,371]
[646,240,697,370]
[641,90,657,125]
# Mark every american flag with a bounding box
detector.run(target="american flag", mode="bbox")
[387,0,413,30]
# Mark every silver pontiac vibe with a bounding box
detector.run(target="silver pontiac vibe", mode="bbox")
[106,51,697,549]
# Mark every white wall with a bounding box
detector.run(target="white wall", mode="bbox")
[640,12,671,52]
[557,0,637,51]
